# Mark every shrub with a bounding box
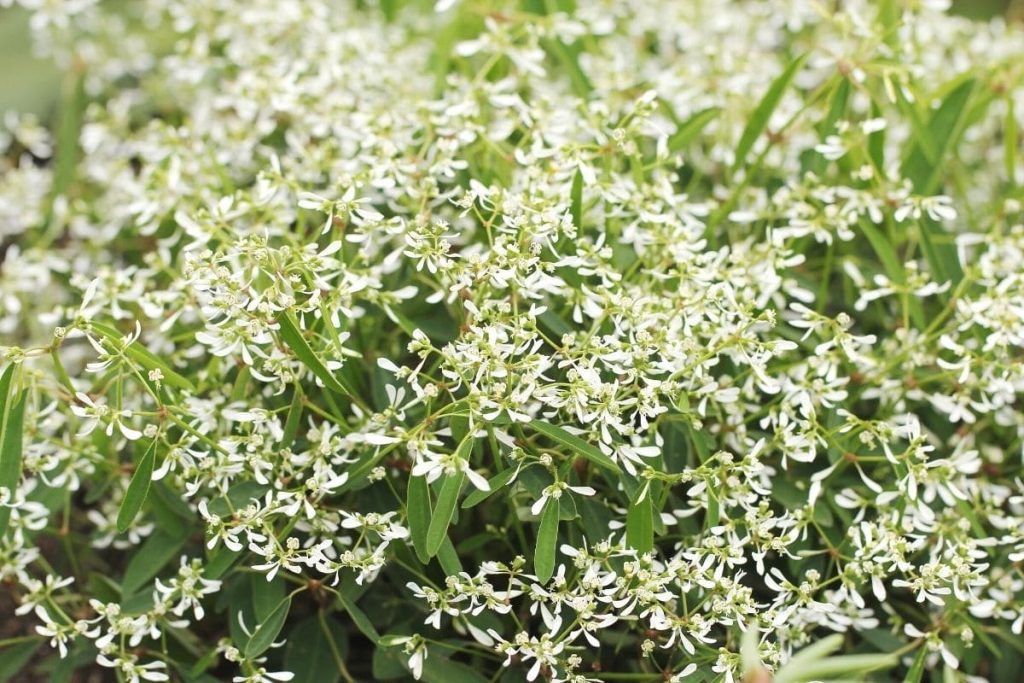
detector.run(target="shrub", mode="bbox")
[1,0,1023,681]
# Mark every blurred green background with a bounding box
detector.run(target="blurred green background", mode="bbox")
[0,1,1020,121]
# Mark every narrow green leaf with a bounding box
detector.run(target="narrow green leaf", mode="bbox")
[89,321,195,392]
[244,595,292,658]
[408,473,432,564]
[545,38,592,99]
[868,100,886,171]
[528,420,621,474]
[462,467,515,509]
[667,106,721,155]
[903,646,928,683]
[276,313,358,399]
[280,386,303,449]
[1007,95,1018,186]
[336,591,380,644]
[0,365,25,535]
[426,469,466,558]
[534,497,559,583]
[570,168,583,229]
[859,219,925,328]
[116,439,157,533]
[626,488,654,554]
[732,52,807,174]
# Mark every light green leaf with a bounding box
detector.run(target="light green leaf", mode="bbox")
[626,487,654,554]
[667,106,721,155]
[89,321,195,392]
[116,438,157,533]
[732,52,808,174]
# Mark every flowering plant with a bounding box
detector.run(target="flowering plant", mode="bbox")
[2,0,1024,681]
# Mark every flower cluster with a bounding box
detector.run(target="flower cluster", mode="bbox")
[1,0,1023,681]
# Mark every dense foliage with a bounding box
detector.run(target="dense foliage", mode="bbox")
[1,0,1024,681]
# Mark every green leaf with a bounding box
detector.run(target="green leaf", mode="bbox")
[244,595,292,658]
[336,590,380,644]
[528,420,621,474]
[284,616,348,683]
[121,529,187,596]
[732,52,807,174]
[544,38,592,99]
[462,467,515,509]
[276,313,358,399]
[570,168,583,228]
[280,386,303,449]
[858,219,925,328]
[418,649,490,683]
[1006,95,1018,186]
[706,486,720,529]
[903,647,928,683]
[437,536,463,576]
[89,321,195,392]
[426,469,466,558]
[0,639,41,683]
[407,473,432,564]
[667,106,721,155]
[534,497,559,583]
[902,77,976,194]
[626,487,654,554]
[0,364,26,536]
[116,439,157,533]
[776,653,897,683]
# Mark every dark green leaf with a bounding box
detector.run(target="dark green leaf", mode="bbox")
[284,616,348,683]
[0,639,41,683]
[244,595,292,658]
[426,469,465,558]
[462,467,515,509]
[276,313,358,399]
[528,420,620,474]
[336,590,380,644]
[121,530,187,596]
